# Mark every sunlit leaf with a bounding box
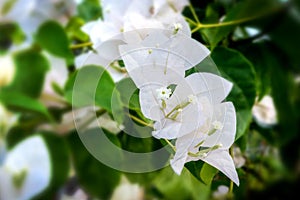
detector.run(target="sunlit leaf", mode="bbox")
[35,21,74,65]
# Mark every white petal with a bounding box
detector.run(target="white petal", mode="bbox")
[139,87,164,121]
[160,35,209,69]
[125,64,185,88]
[3,136,51,200]
[185,73,233,104]
[201,150,239,186]
[170,151,188,175]
[0,169,18,200]
[202,102,236,149]
[152,110,204,139]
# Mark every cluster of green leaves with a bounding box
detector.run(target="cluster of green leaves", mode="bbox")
[1,0,300,199]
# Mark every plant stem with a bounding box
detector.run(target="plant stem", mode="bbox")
[189,4,201,24]
[70,42,93,49]
[164,139,176,152]
[127,113,153,127]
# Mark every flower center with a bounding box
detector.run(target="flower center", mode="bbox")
[156,87,172,100]
[173,22,183,34]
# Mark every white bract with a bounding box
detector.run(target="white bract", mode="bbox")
[252,95,277,127]
[119,30,210,84]
[0,136,51,200]
[0,54,15,87]
[82,0,190,46]
[170,102,239,185]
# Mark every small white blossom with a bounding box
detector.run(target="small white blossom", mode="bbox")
[156,87,172,100]
[212,121,224,130]
[188,94,197,104]
[0,54,15,87]
[173,22,183,34]
[252,95,277,127]
[212,185,229,200]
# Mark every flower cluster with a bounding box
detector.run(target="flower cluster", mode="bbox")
[81,0,239,185]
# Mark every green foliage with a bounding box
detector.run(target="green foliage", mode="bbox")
[1,0,300,199]
[77,0,102,22]
[200,0,283,49]
[3,50,49,98]
[0,91,51,119]
[64,65,124,124]
[67,131,121,199]
[35,21,74,65]
[0,23,25,53]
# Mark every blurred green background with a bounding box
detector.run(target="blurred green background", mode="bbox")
[0,0,300,199]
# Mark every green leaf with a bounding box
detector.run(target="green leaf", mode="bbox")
[35,21,74,65]
[153,167,211,200]
[65,17,89,42]
[0,91,52,119]
[77,0,102,21]
[211,47,257,139]
[116,78,140,111]
[64,65,124,124]
[0,23,25,53]
[200,163,219,185]
[185,160,218,185]
[3,50,49,98]
[67,131,121,199]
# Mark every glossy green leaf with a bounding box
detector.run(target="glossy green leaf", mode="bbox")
[211,47,257,139]
[67,131,121,199]
[3,50,49,98]
[153,167,211,200]
[200,163,219,185]
[35,21,74,64]
[77,0,102,21]
[115,78,140,111]
[65,17,89,42]
[64,65,124,124]
[0,23,25,53]
[0,91,52,119]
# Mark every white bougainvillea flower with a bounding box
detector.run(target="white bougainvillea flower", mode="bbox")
[170,102,239,185]
[82,0,190,46]
[150,72,233,139]
[0,54,15,87]
[81,0,132,45]
[81,19,125,46]
[119,29,210,80]
[0,135,51,200]
[252,95,277,127]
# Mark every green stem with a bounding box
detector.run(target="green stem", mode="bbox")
[189,4,201,24]
[191,6,282,33]
[70,42,93,49]
[127,113,153,127]
[184,17,198,26]
[164,139,176,152]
